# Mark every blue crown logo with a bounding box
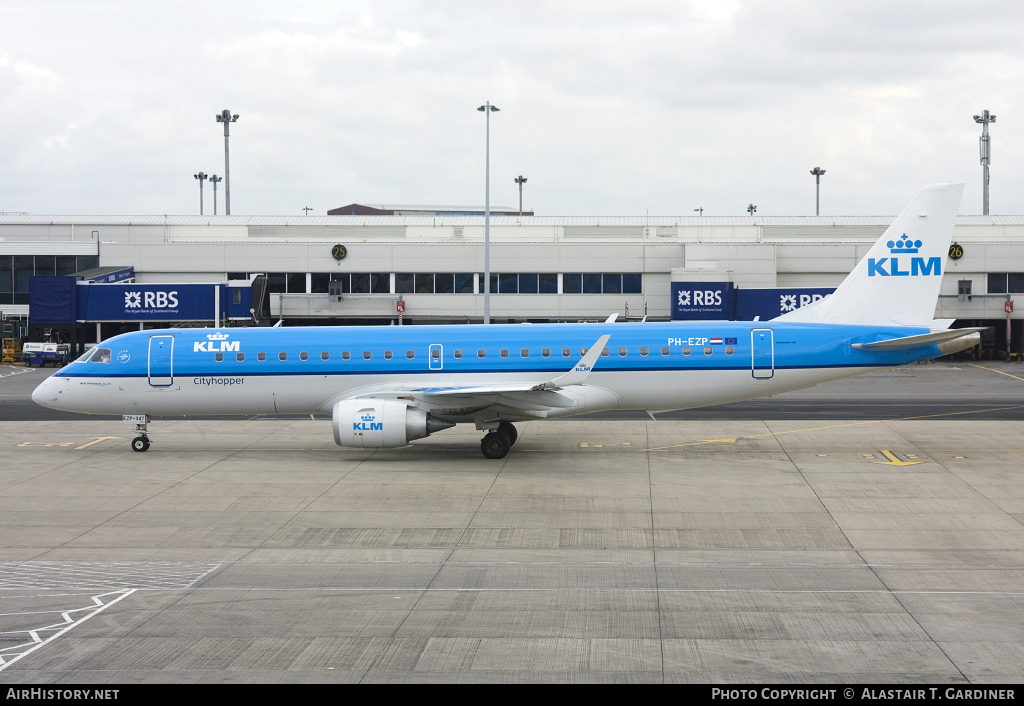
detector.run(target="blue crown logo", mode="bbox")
[207,333,229,340]
[361,414,376,422]
[887,233,922,254]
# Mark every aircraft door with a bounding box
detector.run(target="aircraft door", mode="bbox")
[751,328,774,379]
[428,344,443,371]
[148,335,174,386]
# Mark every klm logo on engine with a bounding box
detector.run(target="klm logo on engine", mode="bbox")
[194,333,240,353]
[867,234,941,277]
[354,413,382,431]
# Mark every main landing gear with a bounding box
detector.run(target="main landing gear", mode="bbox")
[480,422,518,459]
[130,418,151,453]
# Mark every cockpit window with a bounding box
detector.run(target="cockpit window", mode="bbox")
[90,348,112,364]
[76,349,94,362]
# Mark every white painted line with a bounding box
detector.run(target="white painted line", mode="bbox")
[0,588,135,672]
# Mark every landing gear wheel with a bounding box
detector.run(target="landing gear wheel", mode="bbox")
[480,431,511,459]
[131,436,151,452]
[498,422,518,445]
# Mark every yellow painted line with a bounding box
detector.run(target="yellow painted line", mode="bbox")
[954,455,965,459]
[873,450,922,467]
[644,438,737,452]
[969,364,1024,384]
[16,442,75,447]
[74,436,122,450]
[643,405,1024,452]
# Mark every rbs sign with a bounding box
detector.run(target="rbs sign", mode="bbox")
[671,282,734,321]
[77,283,224,322]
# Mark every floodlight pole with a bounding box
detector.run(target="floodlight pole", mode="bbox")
[747,204,757,216]
[478,101,500,324]
[514,175,527,217]
[210,174,222,215]
[194,172,208,215]
[974,110,995,215]
[694,207,703,216]
[215,109,239,215]
[303,207,313,215]
[810,167,825,216]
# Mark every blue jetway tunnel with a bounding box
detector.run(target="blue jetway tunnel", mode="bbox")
[29,275,257,330]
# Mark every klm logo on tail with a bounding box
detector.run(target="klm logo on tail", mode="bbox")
[868,234,941,277]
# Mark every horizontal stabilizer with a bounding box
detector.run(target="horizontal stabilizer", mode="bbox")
[852,327,987,351]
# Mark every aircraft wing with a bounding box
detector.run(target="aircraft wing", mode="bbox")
[411,334,611,396]
[852,327,987,351]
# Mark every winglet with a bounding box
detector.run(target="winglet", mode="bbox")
[605,313,618,323]
[538,334,611,389]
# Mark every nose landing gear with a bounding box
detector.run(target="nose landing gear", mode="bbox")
[128,417,151,452]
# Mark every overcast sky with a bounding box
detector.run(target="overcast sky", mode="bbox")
[2,1,1023,217]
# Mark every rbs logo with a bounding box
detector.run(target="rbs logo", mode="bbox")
[868,234,941,278]
[124,290,179,308]
[677,290,723,306]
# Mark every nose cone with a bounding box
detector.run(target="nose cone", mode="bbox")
[32,377,54,408]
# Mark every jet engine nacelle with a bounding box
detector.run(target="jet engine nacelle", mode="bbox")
[332,399,454,448]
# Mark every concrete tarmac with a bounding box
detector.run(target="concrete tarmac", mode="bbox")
[1,399,1023,681]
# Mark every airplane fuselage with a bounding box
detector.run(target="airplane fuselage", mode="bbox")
[33,320,937,420]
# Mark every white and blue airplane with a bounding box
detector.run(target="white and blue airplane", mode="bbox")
[33,184,982,458]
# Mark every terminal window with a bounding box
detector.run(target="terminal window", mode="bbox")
[0,255,97,304]
[562,273,641,294]
[988,273,1024,294]
[396,273,474,294]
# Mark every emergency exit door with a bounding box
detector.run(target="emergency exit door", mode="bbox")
[428,344,443,370]
[751,329,774,379]
[148,335,174,386]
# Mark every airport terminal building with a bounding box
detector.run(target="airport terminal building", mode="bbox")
[2,211,1023,355]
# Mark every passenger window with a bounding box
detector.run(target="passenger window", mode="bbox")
[300,352,308,361]
[385,350,393,360]
[562,348,571,357]
[725,346,734,355]
[581,348,588,356]
[521,349,529,358]
[431,349,440,359]
[236,352,244,361]
[601,348,609,356]
[618,347,627,356]
[683,346,691,356]
[363,351,371,359]
[321,351,329,360]
[406,350,414,359]
[640,347,648,356]
[90,348,111,364]
[454,349,463,359]
[704,346,712,355]
[215,353,224,362]
[478,349,486,358]
[661,347,669,356]
[542,348,550,358]
[500,349,509,358]
[342,351,350,360]
[257,352,266,361]
[279,352,287,361]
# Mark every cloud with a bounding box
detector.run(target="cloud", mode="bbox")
[1,0,1023,216]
